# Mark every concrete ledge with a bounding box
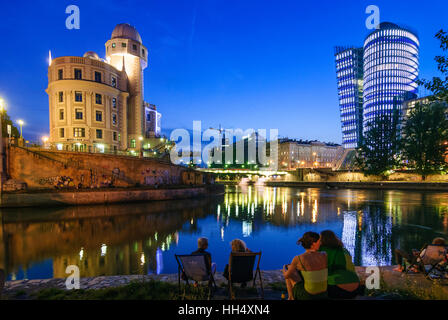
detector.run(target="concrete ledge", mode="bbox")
[266,181,448,191]
[0,184,225,208]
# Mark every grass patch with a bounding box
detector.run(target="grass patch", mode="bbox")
[365,273,448,300]
[32,280,211,300]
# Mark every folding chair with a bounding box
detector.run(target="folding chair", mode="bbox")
[419,245,448,280]
[175,254,217,299]
[227,251,264,300]
[403,244,428,274]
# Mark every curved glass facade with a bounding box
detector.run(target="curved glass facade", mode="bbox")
[335,47,364,149]
[362,23,419,132]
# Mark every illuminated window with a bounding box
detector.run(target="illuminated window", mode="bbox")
[131,139,136,148]
[112,43,116,48]
[96,129,103,139]
[112,98,117,108]
[73,128,85,137]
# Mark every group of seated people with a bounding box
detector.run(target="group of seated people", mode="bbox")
[188,232,447,300]
[393,237,447,273]
[283,230,363,300]
[189,230,363,299]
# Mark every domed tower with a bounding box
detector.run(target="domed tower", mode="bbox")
[105,23,148,150]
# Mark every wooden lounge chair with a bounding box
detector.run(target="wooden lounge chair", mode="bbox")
[175,254,217,299]
[226,251,263,299]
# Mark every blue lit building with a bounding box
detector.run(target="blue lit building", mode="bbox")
[335,47,364,149]
[335,22,420,147]
[362,22,419,135]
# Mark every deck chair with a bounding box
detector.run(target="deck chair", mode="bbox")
[227,251,263,299]
[175,254,217,299]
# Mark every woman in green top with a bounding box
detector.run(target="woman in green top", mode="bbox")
[318,230,364,299]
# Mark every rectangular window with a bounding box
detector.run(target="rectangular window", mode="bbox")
[58,91,63,102]
[142,48,145,56]
[58,69,63,80]
[59,109,64,120]
[130,139,136,148]
[74,68,82,80]
[94,71,102,83]
[75,109,83,120]
[112,98,117,108]
[146,113,151,121]
[112,114,117,125]
[96,111,102,122]
[118,133,121,141]
[113,131,117,141]
[75,91,82,102]
[121,43,126,48]
[95,93,102,104]
[73,128,85,137]
[111,77,117,88]
[96,129,103,139]
[132,44,137,51]
[60,128,65,138]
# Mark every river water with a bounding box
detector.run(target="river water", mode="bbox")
[0,185,447,280]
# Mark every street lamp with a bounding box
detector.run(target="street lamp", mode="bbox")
[17,119,24,138]
[41,136,49,149]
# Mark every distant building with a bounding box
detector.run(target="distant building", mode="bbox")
[335,22,420,148]
[278,139,344,170]
[334,47,364,149]
[363,22,419,138]
[47,23,162,153]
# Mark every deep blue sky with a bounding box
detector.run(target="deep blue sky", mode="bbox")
[0,0,447,143]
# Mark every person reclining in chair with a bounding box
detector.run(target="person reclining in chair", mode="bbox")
[394,237,447,272]
[191,237,217,275]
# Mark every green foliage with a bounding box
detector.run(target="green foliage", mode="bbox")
[356,111,400,177]
[418,30,448,103]
[401,102,448,179]
[0,110,20,138]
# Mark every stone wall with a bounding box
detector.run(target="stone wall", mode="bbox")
[6,146,207,190]
[274,168,448,183]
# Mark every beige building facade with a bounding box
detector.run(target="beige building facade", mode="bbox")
[278,139,345,170]
[47,23,161,153]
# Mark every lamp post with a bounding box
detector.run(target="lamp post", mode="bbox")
[17,119,24,138]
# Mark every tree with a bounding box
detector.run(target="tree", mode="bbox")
[356,110,400,177]
[401,102,448,180]
[0,109,20,138]
[418,30,448,103]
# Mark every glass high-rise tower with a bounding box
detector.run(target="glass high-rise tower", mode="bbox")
[363,22,419,134]
[335,47,364,149]
[335,22,419,148]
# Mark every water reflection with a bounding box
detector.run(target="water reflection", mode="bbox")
[0,186,447,280]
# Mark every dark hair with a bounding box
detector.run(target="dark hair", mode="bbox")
[297,231,320,249]
[320,230,343,249]
[432,237,446,246]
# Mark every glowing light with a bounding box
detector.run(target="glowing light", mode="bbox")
[140,253,145,265]
[101,244,107,256]
[79,247,84,260]
[41,136,49,143]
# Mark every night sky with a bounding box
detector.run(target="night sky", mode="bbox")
[0,0,447,143]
